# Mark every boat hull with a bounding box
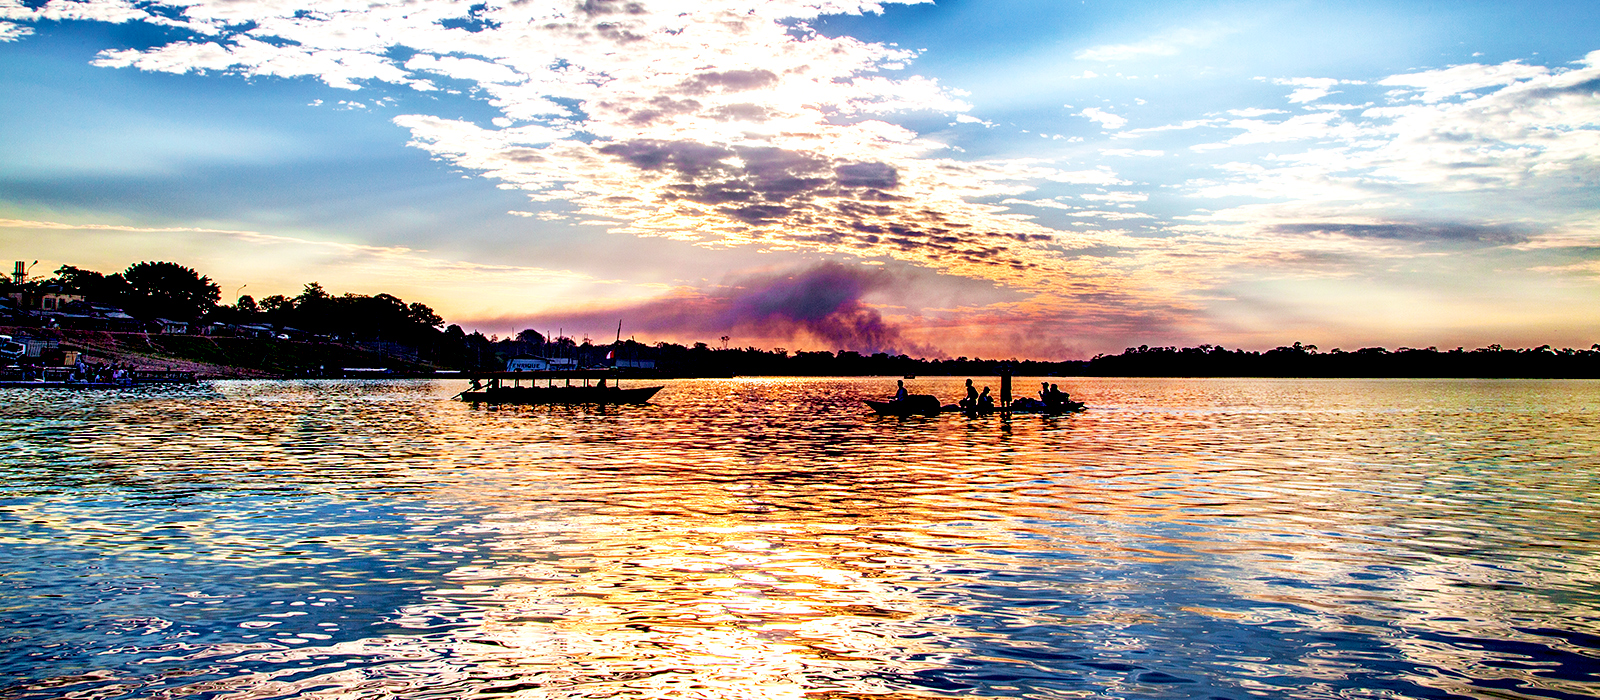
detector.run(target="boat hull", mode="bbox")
[460,385,663,405]
[865,395,942,416]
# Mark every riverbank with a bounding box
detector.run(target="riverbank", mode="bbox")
[0,327,442,379]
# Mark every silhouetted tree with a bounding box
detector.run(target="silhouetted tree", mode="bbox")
[259,295,294,315]
[119,261,220,322]
[50,265,129,300]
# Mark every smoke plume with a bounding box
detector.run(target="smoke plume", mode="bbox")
[482,262,939,356]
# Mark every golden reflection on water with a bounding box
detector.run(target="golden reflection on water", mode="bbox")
[1,378,1598,699]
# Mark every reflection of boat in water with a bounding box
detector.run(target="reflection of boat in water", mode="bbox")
[1001,399,1086,415]
[458,371,663,405]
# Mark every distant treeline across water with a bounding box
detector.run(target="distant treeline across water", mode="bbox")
[672,342,1600,379]
[1072,342,1600,378]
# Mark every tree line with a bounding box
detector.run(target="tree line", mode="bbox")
[12,262,461,361]
[1079,342,1600,378]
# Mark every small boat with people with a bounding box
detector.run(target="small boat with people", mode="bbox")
[866,377,1085,416]
[457,369,663,405]
[864,394,942,416]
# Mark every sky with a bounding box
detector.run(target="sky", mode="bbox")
[1,0,1597,359]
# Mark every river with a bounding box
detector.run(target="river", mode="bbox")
[2,377,1596,699]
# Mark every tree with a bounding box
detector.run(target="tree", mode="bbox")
[291,282,335,332]
[516,329,545,344]
[236,295,258,314]
[407,302,443,329]
[51,265,128,300]
[259,295,294,315]
[119,261,220,322]
[296,282,329,304]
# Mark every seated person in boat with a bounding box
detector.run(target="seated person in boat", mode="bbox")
[1044,383,1070,407]
[893,379,908,401]
[962,379,978,409]
[978,386,995,412]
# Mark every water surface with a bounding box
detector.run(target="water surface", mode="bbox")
[2,377,1597,699]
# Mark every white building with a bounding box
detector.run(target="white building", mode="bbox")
[506,356,578,372]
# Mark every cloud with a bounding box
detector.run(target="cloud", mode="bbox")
[1099,148,1162,157]
[0,20,33,41]
[1080,192,1148,203]
[1114,118,1223,138]
[1064,210,1155,221]
[62,1,1116,285]
[1080,107,1127,129]
[1378,61,1553,103]
[1227,108,1286,117]
[679,68,780,94]
[1225,52,1600,193]
[405,54,524,85]
[484,261,941,356]
[1267,221,1529,245]
[1272,77,1364,104]
[0,217,275,239]
[1073,28,1213,62]
[1076,42,1180,63]
[1179,52,1600,211]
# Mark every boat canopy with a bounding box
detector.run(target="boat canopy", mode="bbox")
[469,369,628,380]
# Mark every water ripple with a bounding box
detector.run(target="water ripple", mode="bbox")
[1,378,1596,699]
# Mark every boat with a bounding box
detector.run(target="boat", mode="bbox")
[864,394,942,416]
[458,370,664,405]
[0,335,24,363]
[0,365,196,388]
[866,395,1086,417]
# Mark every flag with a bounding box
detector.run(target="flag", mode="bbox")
[606,350,614,360]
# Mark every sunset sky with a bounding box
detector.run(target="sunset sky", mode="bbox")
[2,0,1597,358]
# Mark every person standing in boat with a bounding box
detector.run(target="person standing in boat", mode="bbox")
[893,379,908,401]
